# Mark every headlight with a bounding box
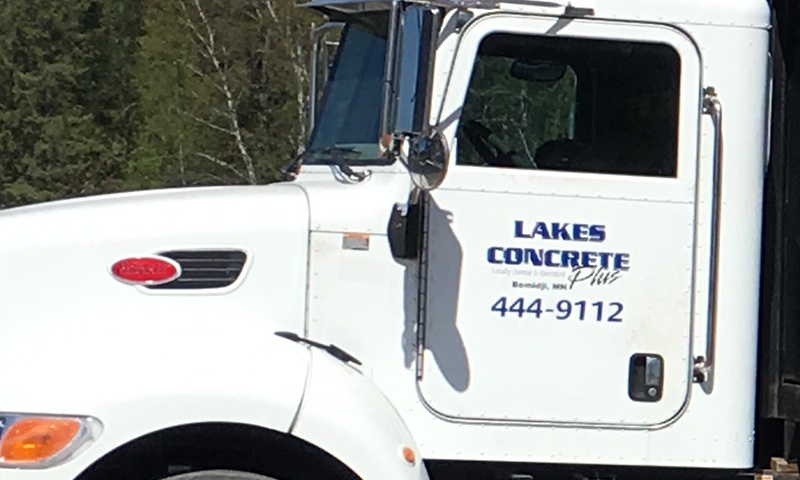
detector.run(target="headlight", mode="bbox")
[0,415,101,468]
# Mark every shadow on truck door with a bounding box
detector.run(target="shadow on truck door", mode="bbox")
[401,196,470,392]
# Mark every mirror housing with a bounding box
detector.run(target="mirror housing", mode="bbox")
[390,3,438,134]
[387,3,446,191]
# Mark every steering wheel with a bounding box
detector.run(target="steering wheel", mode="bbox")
[461,120,517,167]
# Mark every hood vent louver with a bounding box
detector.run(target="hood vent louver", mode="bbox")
[146,250,248,290]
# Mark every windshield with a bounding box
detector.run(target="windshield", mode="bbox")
[305,12,391,165]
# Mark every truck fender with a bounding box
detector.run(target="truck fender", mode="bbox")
[291,349,429,480]
[0,329,313,480]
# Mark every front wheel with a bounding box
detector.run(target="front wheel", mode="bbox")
[161,471,278,480]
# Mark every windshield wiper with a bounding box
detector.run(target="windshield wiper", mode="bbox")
[281,145,370,182]
[313,146,369,181]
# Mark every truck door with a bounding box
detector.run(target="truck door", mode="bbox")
[417,14,704,427]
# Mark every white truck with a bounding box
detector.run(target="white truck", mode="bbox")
[0,0,797,479]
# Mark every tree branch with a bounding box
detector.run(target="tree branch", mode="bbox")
[517,128,535,165]
[262,0,279,23]
[181,110,236,136]
[177,0,259,185]
[196,152,245,179]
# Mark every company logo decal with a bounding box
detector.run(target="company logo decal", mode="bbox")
[488,220,630,289]
[110,256,182,286]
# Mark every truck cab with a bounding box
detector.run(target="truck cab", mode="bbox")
[295,0,766,471]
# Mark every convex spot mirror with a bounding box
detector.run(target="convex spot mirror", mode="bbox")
[392,130,449,190]
[510,59,567,82]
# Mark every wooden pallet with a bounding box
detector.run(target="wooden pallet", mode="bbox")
[753,458,800,480]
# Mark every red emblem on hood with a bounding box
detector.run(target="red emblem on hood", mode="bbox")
[110,256,181,286]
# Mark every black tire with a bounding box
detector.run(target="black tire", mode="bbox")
[161,471,278,480]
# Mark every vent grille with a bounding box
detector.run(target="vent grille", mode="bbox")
[146,250,248,290]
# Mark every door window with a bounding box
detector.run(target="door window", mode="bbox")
[456,33,680,177]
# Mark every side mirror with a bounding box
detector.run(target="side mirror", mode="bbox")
[388,3,446,191]
[392,130,449,191]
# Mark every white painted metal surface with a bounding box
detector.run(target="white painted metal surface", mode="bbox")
[292,349,430,480]
[486,0,770,29]
[0,185,312,478]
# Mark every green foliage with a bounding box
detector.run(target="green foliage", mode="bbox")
[131,0,319,188]
[0,0,320,206]
[128,0,208,188]
[0,0,142,208]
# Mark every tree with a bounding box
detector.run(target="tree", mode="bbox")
[130,0,319,189]
[0,0,142,207]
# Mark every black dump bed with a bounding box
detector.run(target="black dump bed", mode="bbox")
[758,0,800,464]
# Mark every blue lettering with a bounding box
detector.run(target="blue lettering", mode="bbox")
[524,248,544,266]
[488,247,503,264]
[514,221,531,238]
[513,222,607,242]
[505,248,524,265]
[589,225,606,242]
[532,222,551,240]
[486,245,630,270]
[614,253,631,271]
[561,250,579,268]
[581,251,598,268]
[550,223,571,240]
[573,224,589,241]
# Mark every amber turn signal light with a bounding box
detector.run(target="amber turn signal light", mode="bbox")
[401,445,416,465]
[0,417,83,464]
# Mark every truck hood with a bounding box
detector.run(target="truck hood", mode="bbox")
[0,184,311,414]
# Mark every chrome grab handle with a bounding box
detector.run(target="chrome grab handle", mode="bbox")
[694,87,723,384]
